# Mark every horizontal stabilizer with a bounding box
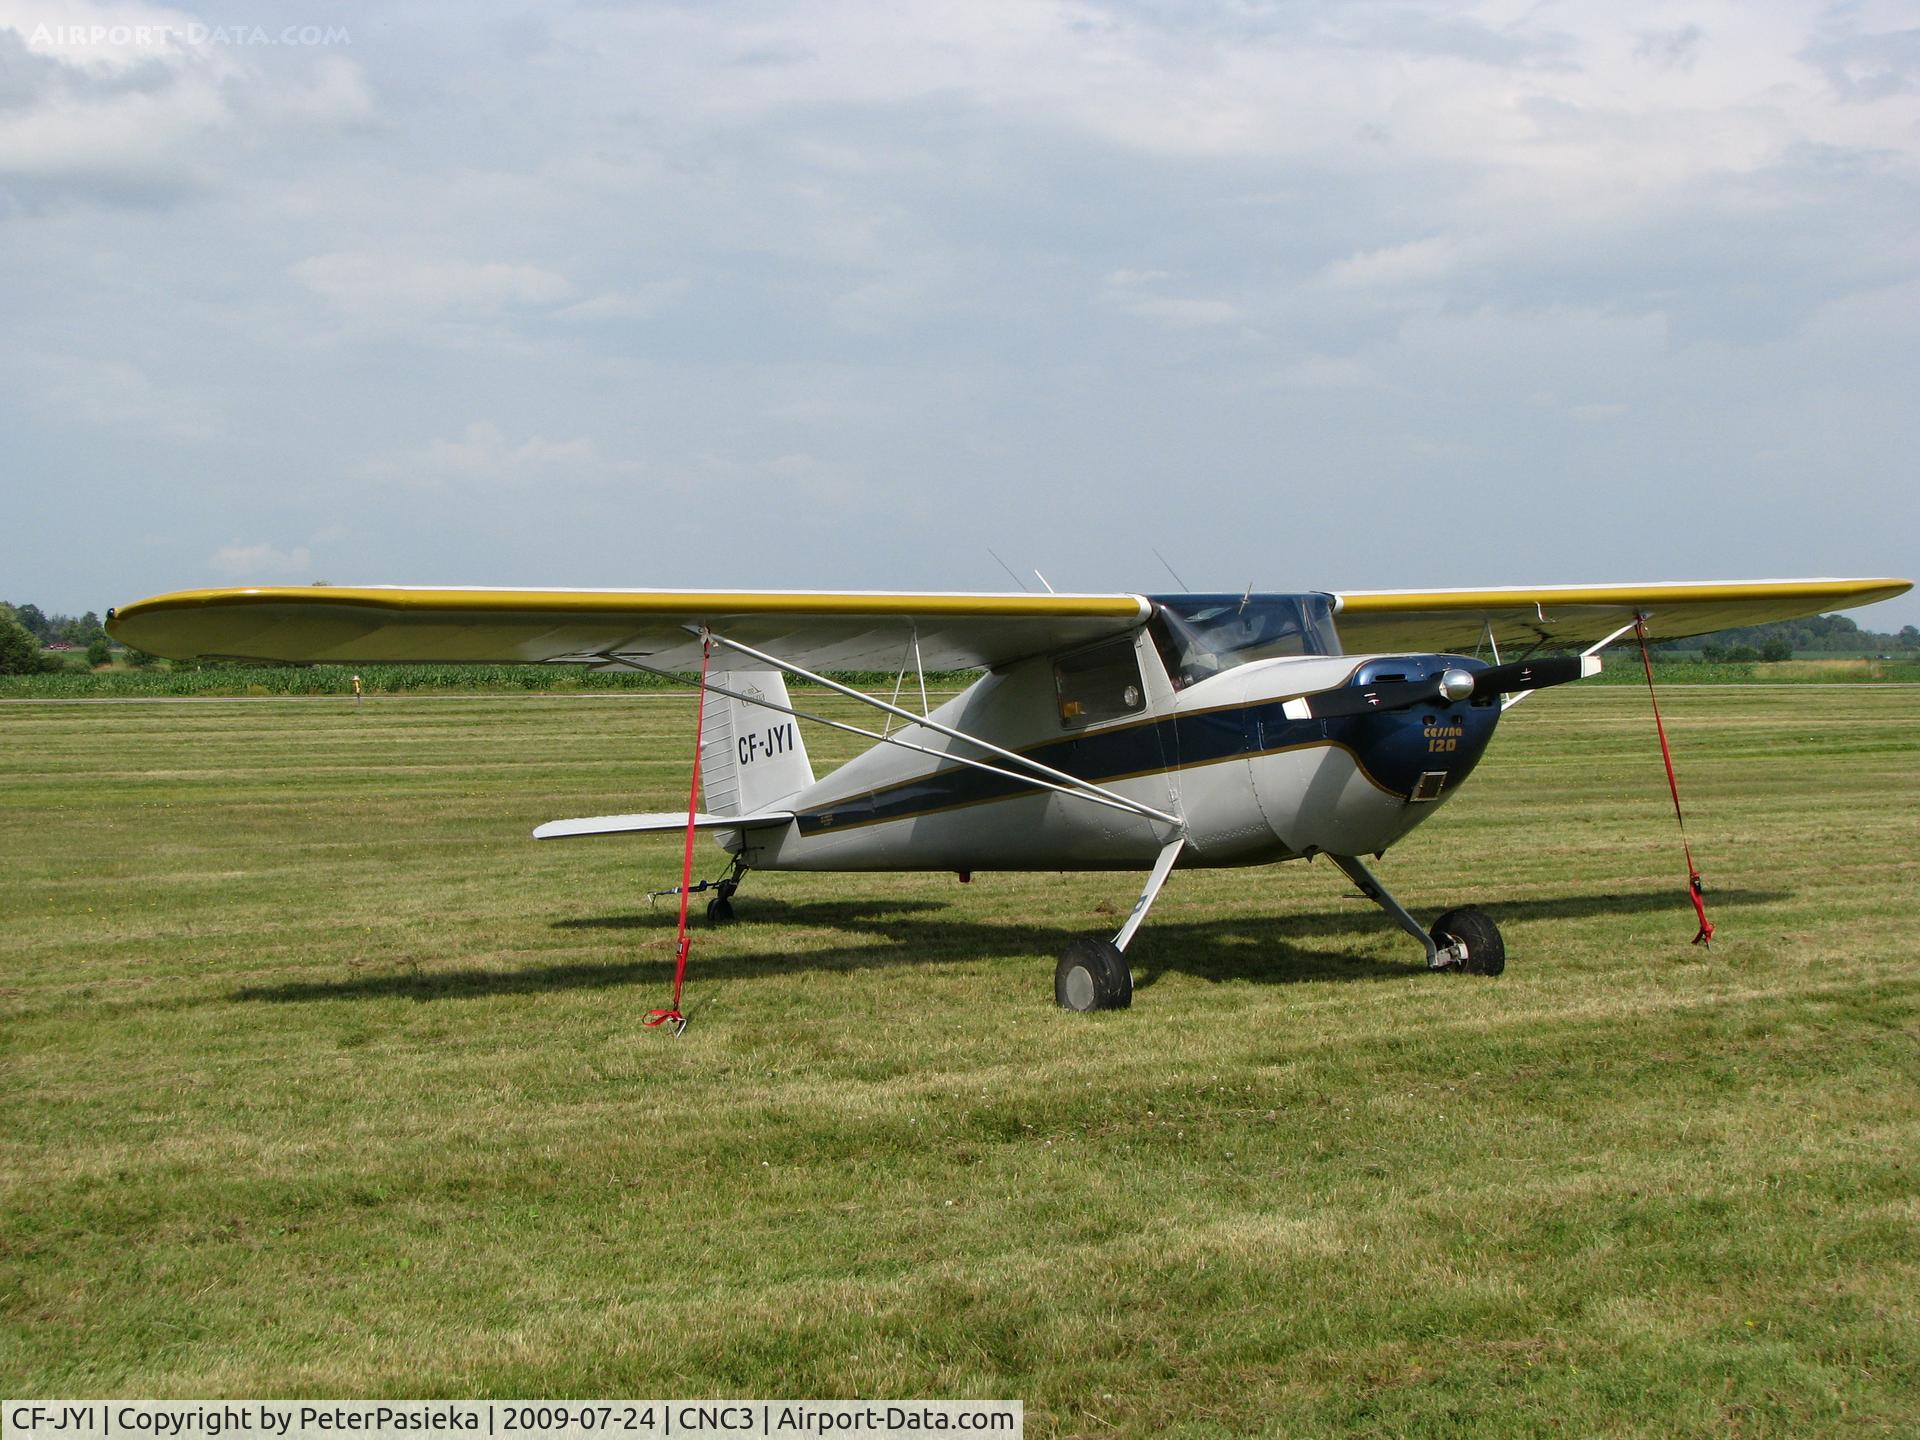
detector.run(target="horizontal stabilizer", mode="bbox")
[533,810,793,840]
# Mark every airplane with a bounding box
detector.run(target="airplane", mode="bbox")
[108,575,1911,1013]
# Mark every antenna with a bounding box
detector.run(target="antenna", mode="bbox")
[1033,569,1057,594]
[987,549,1030,592]
[1153,547,1191,590]
[1238,580,1254,614]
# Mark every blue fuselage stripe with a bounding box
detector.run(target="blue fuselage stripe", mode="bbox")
[794,697,1497,835]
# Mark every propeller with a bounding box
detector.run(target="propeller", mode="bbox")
[1292,654,1597,721]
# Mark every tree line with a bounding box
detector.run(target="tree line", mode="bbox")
[1650,612,1919,662]
[1,601,146,675]
[7,602,106,647]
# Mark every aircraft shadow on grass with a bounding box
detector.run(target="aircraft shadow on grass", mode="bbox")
[231,886,1785,1006]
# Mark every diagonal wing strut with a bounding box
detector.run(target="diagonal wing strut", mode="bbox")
[696,628,1183,828]
[557,629,1183,830]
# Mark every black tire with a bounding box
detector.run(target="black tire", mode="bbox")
[706,895,736,925]
[1054,937,1133,1011]
[1430,906,1505,976]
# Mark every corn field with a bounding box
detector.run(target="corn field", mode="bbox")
[0,663,992,699]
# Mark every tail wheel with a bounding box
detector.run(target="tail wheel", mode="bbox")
[705,871,743,926]
[1055,937,1133,1011]
[1430,906,1505,976]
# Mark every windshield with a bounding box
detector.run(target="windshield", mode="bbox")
[1146,593,1341,689]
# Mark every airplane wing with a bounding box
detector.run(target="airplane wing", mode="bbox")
[1330,578,1912,656]
[106,586,1151,671]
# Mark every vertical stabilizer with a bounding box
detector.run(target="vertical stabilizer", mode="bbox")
[700,670,814,817]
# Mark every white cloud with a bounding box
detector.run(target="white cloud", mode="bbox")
[558,281,689,322]
[1634,26,1704,71]
[210,541,313,580]
[1269,355,1373,390]
[582,0,1920,183]
[687,448,889,517]
[25,354,219,438]
[0,1,371,197]
[1102,270,1241,326]
[829,250,957,332]
[244,55,373,129]
[290,254,575,317]
[0,62,226,187]
[1325,236,1466,291]
[1125,296,1242,327]
[367,423,610,491]
[427,423,595,475]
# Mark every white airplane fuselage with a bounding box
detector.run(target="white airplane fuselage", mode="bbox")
[725,627,1504,874]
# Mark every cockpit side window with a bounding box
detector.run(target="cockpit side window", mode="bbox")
[1147,607,1222,691]
[1054,637,1147,728]
[1146,594,1341,689]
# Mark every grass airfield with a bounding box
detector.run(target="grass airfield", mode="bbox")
[3,685,1917,1435]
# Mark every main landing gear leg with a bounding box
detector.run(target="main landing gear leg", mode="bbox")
[1329,853,1505,976]
[1056,837,1186,1012]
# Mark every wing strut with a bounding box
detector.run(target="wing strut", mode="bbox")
[881,625,929,737]
[1633,617,1714,947]
[1498,619,1633,711]
[642,631,713,1035]
[585,653,1175,825]
[695,628,1183,829]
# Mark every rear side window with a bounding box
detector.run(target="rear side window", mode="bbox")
[1055,638,1146,728]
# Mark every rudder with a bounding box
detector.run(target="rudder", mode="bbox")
[700,670,814,817]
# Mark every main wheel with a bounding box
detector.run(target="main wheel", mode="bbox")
[1430,906,1505,976]
[1055,937,1133,1011]
[706,895,736,925]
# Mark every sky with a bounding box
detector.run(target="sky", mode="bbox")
[3,0,1916,629]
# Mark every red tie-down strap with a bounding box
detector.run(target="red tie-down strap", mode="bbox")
[645,632,714,1031]
[1634,618,1715,947]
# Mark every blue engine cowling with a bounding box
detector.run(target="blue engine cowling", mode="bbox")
[1336,655,1503,801]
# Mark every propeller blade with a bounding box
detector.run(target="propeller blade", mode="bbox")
[1471,654,1596,697]
[1297,675,1445,720]
[1293,653,1600,721]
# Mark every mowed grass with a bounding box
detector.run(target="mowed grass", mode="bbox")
[2,687,1917,1435]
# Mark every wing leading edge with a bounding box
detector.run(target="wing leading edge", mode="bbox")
[107,586,1153,672]
[1331,578,1912,656]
